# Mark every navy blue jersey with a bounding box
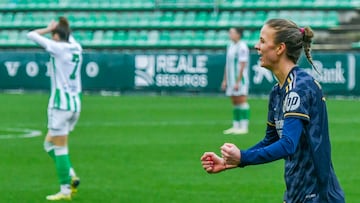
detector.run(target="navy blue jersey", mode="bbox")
[239,67,345,203]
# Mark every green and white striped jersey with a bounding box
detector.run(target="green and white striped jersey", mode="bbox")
[225,40,249,87]
[27,32,83,112]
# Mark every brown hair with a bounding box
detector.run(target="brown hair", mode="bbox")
[232,27,243,37]
[52,16,71,41]
[265,19,317,71]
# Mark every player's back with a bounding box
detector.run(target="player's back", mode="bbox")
[50,40,82,94]
[282,67,345,203]
[27,31,83,112]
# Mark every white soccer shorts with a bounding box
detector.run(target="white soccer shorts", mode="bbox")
[47,108,80,136]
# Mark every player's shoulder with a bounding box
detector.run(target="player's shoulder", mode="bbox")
[66,42,82,53]
[238,40,249,50]
[287,66,321,96]
[292,67,315,88]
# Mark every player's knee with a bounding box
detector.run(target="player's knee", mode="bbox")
[44,141,54,152]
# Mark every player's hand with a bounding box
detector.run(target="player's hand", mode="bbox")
[47,20,58,31]
[233,83,240,91]
[221,143,241,166]
[200,152,226,174]
[221,81,227,91]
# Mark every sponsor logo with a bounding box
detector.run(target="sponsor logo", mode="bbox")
[283,92,301,112]
[135,55,208,88]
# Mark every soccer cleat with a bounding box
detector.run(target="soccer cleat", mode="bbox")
[223,127,236,135]
[232,128,248,135]
[46,192,71,201]
[71,176,80,195]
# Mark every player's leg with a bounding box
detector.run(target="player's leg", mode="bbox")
[46,134,72,200]
[224,88,239,134]
[44,109,56,161]
[45,109,72,200]
[232,95,250,134]
[68,112,81,195]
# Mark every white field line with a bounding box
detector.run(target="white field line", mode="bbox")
[0,128,42,139]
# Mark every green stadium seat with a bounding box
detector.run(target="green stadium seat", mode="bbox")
[159,31,170,46]
[7,30,19,44]
[242,11,256,27]
[254,11,266,27]
[102,30,114,45]
[92,30,103,45]
[216,30,228,46]
[0,13,14,27]
[160,12,174,27]
[266,11,278,21]
[311,11,326,27]
[116,12,131,27]
[13,12,25,27]
[148,30,159,45]
[137,12,151,27]
[136,30,148,45]
[73,31,93,44]
[183,12,196,27]
[170,30,183,45]
[218,11,230,27]
[326,11,339,27]
[173,11,185,27]
[0,31,9,44]
[195,12,208,26]
[242,30,252,42]
[182,30,194,45]
[204,30,216,46]
[231,12,243,27]
[207,12,218,27]
[193,30,205,46]
[127,30,138,45]
[105,12,118,27]
[113,31,127,45]
[149,11,162,27]
[352,41,360,49]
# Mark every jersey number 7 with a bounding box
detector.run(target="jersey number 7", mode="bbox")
[70,54,80,80]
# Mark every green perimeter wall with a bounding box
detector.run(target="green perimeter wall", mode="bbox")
[0,51,358,95]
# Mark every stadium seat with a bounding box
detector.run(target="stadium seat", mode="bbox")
[0,0,353,49]
[204,30,216,46]
[160,12,174,27]
[218,11,231,27]
[195,12,208,26]
[148,30,159,45]
[159,31,170,46]
[207,12,218,27]
[113,30,127,45]
[102,30,114,45]
[183,12,196,27]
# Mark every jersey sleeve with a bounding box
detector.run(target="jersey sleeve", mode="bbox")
[237,43,249,63]
[283,88,310,122]
[239,117,303,167]
[27,31,62,55]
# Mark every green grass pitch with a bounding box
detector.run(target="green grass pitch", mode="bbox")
[0,93,359,202]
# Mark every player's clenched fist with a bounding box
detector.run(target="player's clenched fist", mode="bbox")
[221,143,241,166]
[200,152,226,174]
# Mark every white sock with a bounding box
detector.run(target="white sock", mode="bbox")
[69,168,76,177]
[240,120,249,130]
[60,184,71,195]
[233,121,240,129]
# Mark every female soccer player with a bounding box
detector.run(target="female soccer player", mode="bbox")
[27,17,82,201]
[221,27,250,135]
[201,19,345,203]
